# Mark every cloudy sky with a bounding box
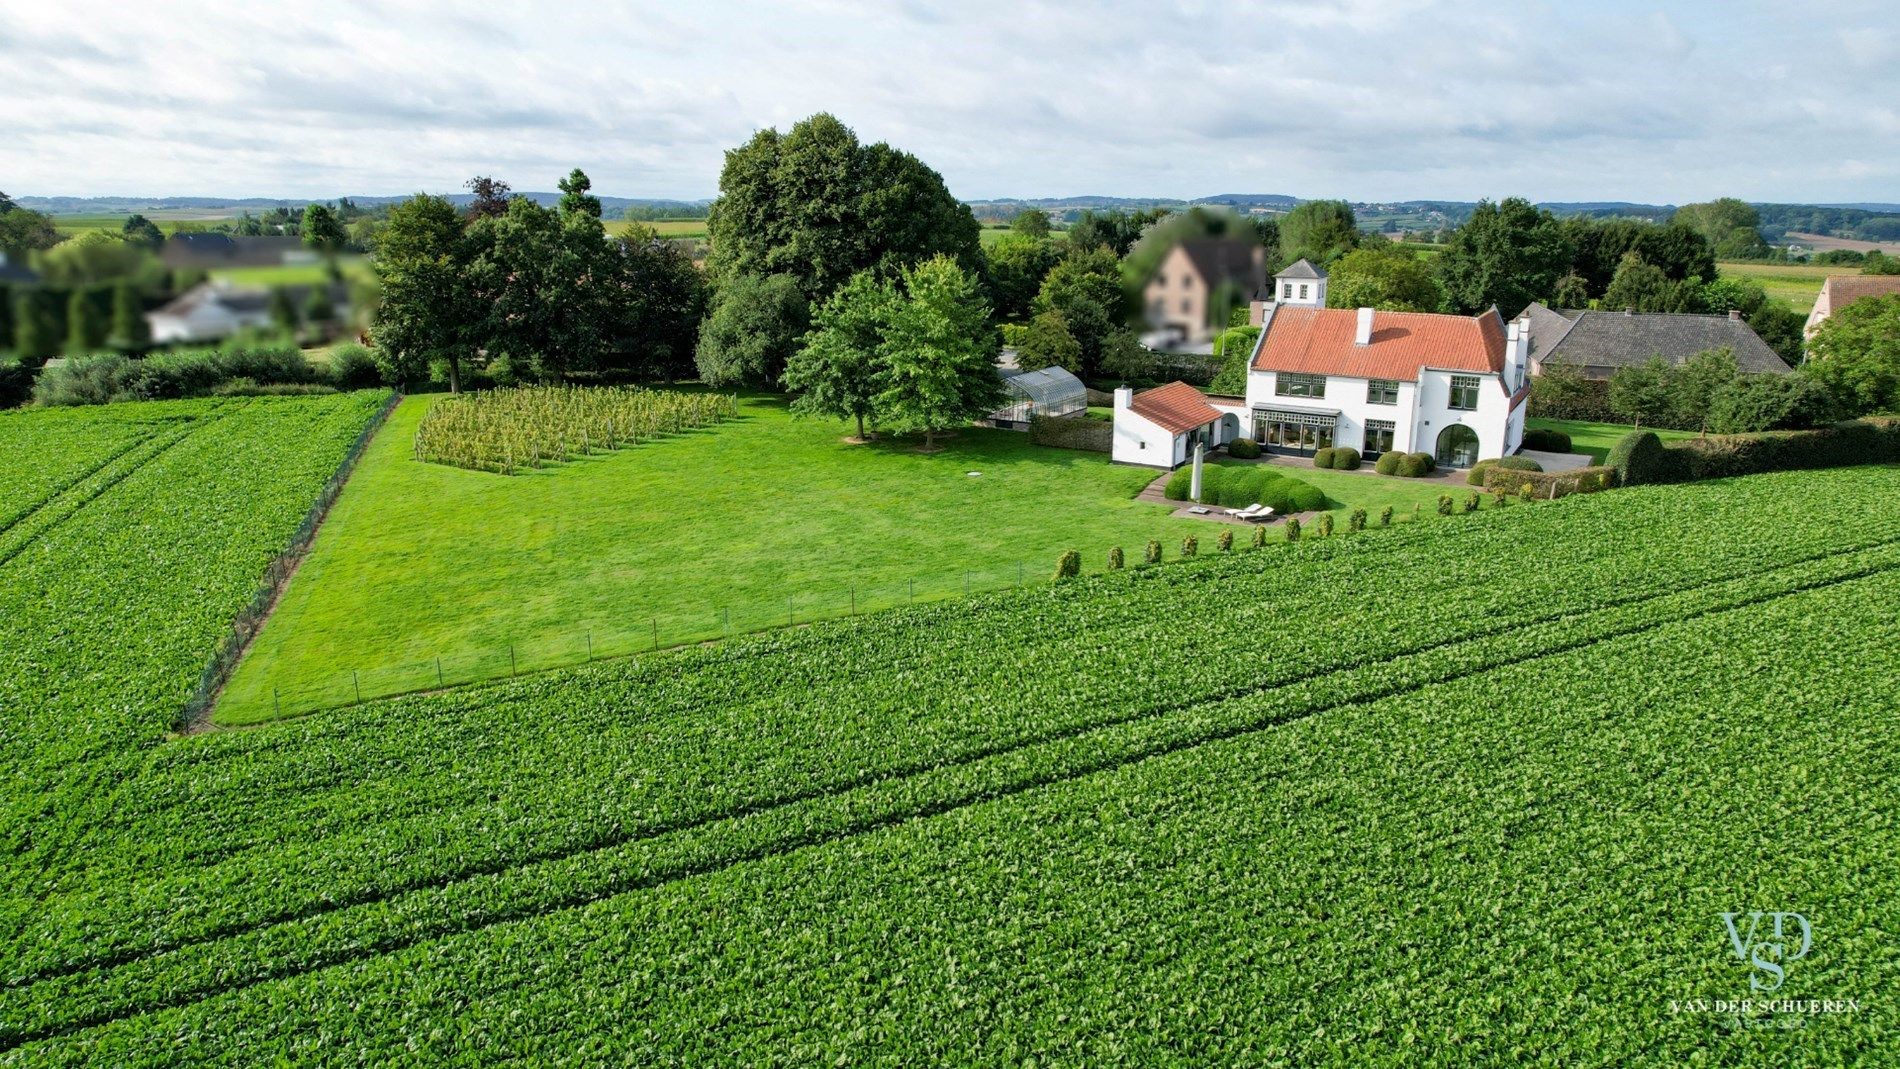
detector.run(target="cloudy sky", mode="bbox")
[4,0,1897,205]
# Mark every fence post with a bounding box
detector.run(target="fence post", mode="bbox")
[436,657,444,687]
[274,687,281,718]
[586,630,593,660]
[652,618,659,651]
[723,606,729,634]
[851,585,856,615]
[509,645,516,677]
[352,670,361,705]
[909,578,914,604]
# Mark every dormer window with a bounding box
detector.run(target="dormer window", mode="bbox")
[1282,283,1293,299]
[1298,284,1309,299]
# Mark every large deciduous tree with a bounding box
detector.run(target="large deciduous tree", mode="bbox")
[464,176,514,220]
[981,233,1060,324]
[706,113,980,302]
[1015,308,1083,375]
[1672,198,1762,250]
[0,192,59,259]
[372,193,477,391]
[782,270,897,440]
[120,214,165,251]
[1010,209,1051,238]
[1033,246,1125,379]
[1276,200,1359,266]
[875,256,1004,450]
[694,273,810,388]
[1324,246,1443,312]
[1434,197,1569,317]
[1804,293,1900,414]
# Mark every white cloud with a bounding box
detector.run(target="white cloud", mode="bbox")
[0,0,1895,204]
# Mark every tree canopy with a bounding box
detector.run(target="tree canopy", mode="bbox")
[694,273,810,388]
[1324,245,1443,312]
[1804,293,1900,414]
[981,233,1061,324]
[120,214,165,251]
[1276,200,1359,266]
[781,271,898,440]
[1033,246,1126,379]
[1010,210,1051,238]
[706,113,980,303]
[875,256,1005,450]
[1433,197,1569,317]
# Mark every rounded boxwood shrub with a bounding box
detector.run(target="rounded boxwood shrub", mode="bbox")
[1519,481,1536,503]
[1107,546,1124,570]
[1413,451,1436,472]
[1251,524,1267,549]
[1284,517,1301,541]
[1317,513,1334,537]
[1331,447,1361,470]
[1463,491,1480,513]
[1379,504,1393,527]
[1144,539,1162,564]
[1348,507,1366,532]
[1522,427,1573,452]
[1397,453,1431,478]
[1467,458,1499,486]
[1607,430,1671,486]
[1437,493,1454,516]
[1217,528,1234,552]
[1374,450,1402,476]
[1287,483,1329,512]
[1227,437,1261,459]
[1181,535,1198,558]
[1312,446,1337,469]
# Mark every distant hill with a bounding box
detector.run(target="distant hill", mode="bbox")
[13,194,713,220]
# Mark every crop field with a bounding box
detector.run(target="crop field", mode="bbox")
[207,255,373,288]
[47,210,237,236]
[1716,260,1837,314]
[0,438,1894,1063]
[605,218,708,239]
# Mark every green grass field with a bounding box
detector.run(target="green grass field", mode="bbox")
[218,393,1506,720]
[1527,416,1699,462]
[48,210,238,237]
[1716,260,1839,314]
[605,218,707,239]
[207,255,372,288]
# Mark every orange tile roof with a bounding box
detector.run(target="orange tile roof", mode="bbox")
[1253,305,1507,381]
[1129,380,1222,434]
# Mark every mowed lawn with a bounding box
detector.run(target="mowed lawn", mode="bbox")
[220,393,1202,721]
[1527,416,1698,462]
[210,255,374,288]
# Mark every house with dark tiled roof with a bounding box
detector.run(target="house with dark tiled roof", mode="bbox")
[1805,275,1900,337]
[1142,238,1267,345]
[0,251,38,284]
[1518,303,1791,379]
[159,233,314,270]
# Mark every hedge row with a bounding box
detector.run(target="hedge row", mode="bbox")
[1027,413,1111,452]
[1610,418,1900,486]
[1466,455,1543,486]
[1480,464,1618,499]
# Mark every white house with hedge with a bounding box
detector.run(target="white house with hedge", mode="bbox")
[1112,260,1531,469]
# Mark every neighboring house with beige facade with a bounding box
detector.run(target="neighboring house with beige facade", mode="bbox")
[1142,238,1267,345]
[1805,275,1900,337]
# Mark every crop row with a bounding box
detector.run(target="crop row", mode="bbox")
[6,535,1897,1045]
[0,401,202,532]
[8,467,1900,989]
[11,560,1895,1065]
[0,394,392,886]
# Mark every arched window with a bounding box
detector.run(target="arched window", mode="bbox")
[1436,424,1480,468]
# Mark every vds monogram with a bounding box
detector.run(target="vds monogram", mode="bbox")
[1721,911,1810,992]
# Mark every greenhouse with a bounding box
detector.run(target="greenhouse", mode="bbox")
[989,366,1087,427]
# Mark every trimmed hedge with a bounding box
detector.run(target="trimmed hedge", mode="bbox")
[1374,450,1403,476]
[1315,446,1361,470]
[1313,446,1337,469]
[1226,437,1261,459]
[1612,418,1900,486]
[1395,451,1435,478]
[1466,455,1543,486]
[1028,413,1112,452]
[1481,463,1618,500]
[1163,462,1329,513]
[1521,427,1573,453]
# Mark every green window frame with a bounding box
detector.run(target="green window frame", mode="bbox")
[1275,372,1326,398]
[1448,374,1481,411]
[1366,379,1400,405]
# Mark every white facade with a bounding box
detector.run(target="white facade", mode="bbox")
[1111,386,1240,469]
[1239,309,1530,467]
[148,298,263,345]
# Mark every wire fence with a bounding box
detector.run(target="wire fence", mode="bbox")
[179,390,403,732]
[254,558,1080,719]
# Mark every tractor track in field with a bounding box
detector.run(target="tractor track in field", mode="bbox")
[0,406,242,572]
[4,543,1896,1051]
[0,431,159,537]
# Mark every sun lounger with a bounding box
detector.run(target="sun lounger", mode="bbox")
[1242,505,1277,522]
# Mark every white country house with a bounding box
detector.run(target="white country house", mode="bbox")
[1113,260,1530,469]
[1111,380,1243,467]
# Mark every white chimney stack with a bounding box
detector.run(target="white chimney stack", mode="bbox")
[1354,307,1375,346]
[1113,386,1133,411]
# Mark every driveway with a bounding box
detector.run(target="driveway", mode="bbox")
[1520,449,1593,472]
